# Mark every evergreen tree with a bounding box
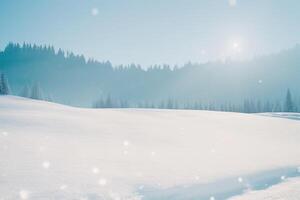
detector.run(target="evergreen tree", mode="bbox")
[105,95,113,108]
[284,89,294,112]
[93,97,105,108]
[120,99,129,108]
[273,101,282,112]
[30,84,43,100]
[167,98,174,109]
[243,99,250,113]
[20,85,30,97]
[263,101,272,112]
[0,73,10,95]
[158,100,165,109]
[256,100,262,113]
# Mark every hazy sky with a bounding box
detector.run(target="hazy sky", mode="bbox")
[1,0,300,66]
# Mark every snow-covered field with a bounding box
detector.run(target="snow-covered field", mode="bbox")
[259,112,300,121]
[1,96,300,200]
[229,177,300,200]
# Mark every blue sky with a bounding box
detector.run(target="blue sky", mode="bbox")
[1,0,300,66]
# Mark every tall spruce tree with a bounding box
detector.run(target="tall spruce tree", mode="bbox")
[284,89,294,112]
[30,84,43,100]
[0,73,10,95]
[20,85,30,97]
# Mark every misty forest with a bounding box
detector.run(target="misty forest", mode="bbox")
[0,43,299,113]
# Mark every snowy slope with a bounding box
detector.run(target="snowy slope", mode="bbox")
[1,96,300,200]
[229,177,300,200]
[259,112,300,121]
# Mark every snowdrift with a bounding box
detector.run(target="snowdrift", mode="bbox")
[1,96,300,199]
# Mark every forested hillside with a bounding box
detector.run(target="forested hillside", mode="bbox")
[1,43,300,109]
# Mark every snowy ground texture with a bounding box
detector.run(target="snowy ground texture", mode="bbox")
[259,113,300,121]
[229,177,300,200]
[1,96,300,200]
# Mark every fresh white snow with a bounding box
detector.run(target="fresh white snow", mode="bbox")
[259,112,300,121]
[229,177,300,200]
[1,96,300,199]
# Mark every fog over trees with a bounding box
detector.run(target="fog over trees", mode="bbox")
[1,43,300,112]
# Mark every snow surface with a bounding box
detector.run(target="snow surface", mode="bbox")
[1,96,300,199]
[229,177,300,200]
[259,113,300,121]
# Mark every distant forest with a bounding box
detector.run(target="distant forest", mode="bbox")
[1,43,300,112]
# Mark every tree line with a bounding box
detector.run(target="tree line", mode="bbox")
[1,70,298,113]
[92,89,298,113]
[0,73,10,95]
[0,72,51,101]
[1,43,300,108]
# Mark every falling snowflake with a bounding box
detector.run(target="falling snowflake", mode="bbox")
[151,151,156,156]
[258,80,263,84]
[238,177,243,183]
[194,176,200,181]
[91,8,99,16]
[2,131,8,136]
[281,175,286,180]
[98,178,107,186]
[123,140,130,147]
[19,190,29,199]
[92,167,99,174]
[42,161,50,169]
[60,184,68,190]
[210,196,215,200]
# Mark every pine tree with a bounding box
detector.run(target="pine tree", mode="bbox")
[105,95,113,108]
[0,73,10,95]
[120,99,129,108]
[167,98,174,109]
[30,84,43,100]
[93,97,105,108]
[20,85,30,97]
[0,75,2,94]
[284,89,294,112]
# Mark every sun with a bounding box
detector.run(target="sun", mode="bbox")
[224,38,245,60]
